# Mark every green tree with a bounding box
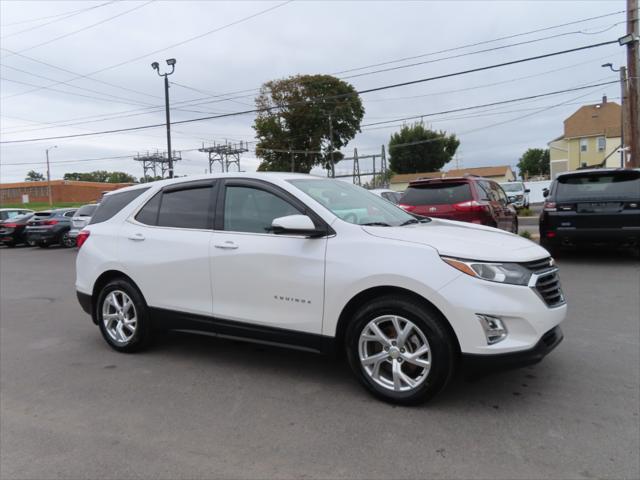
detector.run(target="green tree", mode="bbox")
[388,123,459,174]
[253,74,364,173]
[517,148,550,179]
[63,171,136,183]
[25,170,45,181]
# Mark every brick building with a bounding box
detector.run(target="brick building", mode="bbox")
[0,180,132,204]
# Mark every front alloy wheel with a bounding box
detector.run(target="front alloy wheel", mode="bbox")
[359,315,431,392]
[346,295,456,405]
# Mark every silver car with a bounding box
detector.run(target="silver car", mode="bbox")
[69,204,99,240]
[500,182,530,209]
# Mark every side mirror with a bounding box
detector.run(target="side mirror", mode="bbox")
[271,215,323,237]
[542,188,549,198]
[524,188,531,193]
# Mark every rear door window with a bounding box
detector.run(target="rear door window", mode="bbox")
[556,171,640,200]
[401,182,472,205]
[156,186,212,230]
[90,188,149,225]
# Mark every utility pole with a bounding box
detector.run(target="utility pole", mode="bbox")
[45,145,56,207]
[152,58,177,177]
[602,63,630,167]
[626,0,639,167]
[328,113,335,178]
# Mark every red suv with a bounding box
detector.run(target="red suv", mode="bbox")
[398,176,518,232]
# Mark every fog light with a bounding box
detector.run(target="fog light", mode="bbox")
[476,314,508,345]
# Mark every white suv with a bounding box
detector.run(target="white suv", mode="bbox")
[76,173,566,404]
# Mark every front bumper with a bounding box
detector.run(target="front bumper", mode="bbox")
[77,291,94,317]
[434,270,567,355]
[461,326,563,373]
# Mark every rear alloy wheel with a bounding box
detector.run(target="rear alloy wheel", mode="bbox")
[97,279,152,352]
[346,296,456,405]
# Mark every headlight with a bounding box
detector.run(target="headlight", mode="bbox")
[441,257,531,285]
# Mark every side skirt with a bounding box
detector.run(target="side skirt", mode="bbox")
[149,307,337,355]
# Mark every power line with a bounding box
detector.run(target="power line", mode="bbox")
[0,1,294,101]
[2,1,156,56]
[331,9,624,76]
[0,1,116,39]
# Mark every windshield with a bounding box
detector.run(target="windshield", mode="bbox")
[289,178,418,226]
[556,171,640,201]
[401,182,472,205]
[500,183,524,192]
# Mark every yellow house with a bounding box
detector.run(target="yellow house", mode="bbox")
[548,96,622,179]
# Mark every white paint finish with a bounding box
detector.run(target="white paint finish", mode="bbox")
[76,172,567,357]
[525,180,552,203]
[117,221,213,316]
[210,230,326,333]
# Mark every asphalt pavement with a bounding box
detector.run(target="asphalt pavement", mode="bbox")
[1,245,638,479]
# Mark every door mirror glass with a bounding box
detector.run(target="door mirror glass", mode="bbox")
[271,215,319,236]
[524,188,531,193]
[542,188,549,197]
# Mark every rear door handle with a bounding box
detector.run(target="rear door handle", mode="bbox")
[214,241,238,250]
[128,233,145,241]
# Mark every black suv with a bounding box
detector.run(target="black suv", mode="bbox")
[25,209,77,248]
[540,169,640,255]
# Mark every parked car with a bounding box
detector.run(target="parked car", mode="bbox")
[0,208,33,221]
[25,208,77,248]
[398,176,518,233]
[540,168,640,255]
[76,173,565,405]
[370,188,402,204]
[0,213,34,247]
[500,181,530,209]
[69,203,99,243]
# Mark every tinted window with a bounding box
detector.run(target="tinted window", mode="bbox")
[224,186,300,233]
[90,188,149,224]
[157,186,211,229]
[75,204,98,217]
[556,171,640,200]
[476,181,493,201]
[401,182,472,205]
[491,183,508,204]
[135,192,161,226]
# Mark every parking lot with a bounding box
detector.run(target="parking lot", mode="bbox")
[1,245,638,480]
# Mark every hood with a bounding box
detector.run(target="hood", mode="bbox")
[362,218,549,262]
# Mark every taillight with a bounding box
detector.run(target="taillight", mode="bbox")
[76,230,90,249]
[453,200,489,212]
[399,204,416,212]
[3,223,18,228]
[43,219,59,225]
[543,202,557,212]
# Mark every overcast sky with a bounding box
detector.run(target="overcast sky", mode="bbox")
[0,0,628,183]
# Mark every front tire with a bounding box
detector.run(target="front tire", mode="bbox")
[345,295,456,405]
[96,279,152,353]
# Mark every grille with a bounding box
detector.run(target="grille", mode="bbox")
[534,271,565,307]
[521,257,554,273]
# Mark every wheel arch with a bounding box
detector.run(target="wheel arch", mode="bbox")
[334,286,461,356]
[90,270,145,324]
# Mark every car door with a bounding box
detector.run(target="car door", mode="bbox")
[491,182,514,231]
[120,180,215,316]
[210,179,327,337]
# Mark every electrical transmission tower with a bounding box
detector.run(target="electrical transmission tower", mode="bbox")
[134,150,182,180]
[198,141,248,173]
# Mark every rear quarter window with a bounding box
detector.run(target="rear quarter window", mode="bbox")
[75,204,98,217]
[401,182,472,205]
[90,188,149,225]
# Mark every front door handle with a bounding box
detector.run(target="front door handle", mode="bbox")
[128,233,145,241]
[214,241,238,250]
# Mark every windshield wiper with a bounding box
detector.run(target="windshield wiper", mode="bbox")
[400,219,420,226]
[361,222,392,227]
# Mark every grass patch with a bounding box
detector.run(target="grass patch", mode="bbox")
[0,201,86,211]
[517,207,534,216]
[519,230,532,239]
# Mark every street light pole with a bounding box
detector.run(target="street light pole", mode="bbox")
[152,58,176,178]
[45,145,57,207]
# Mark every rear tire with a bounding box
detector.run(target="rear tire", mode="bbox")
[37,242,49,248]
[345,295,456,405]
[96,279,152,353]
